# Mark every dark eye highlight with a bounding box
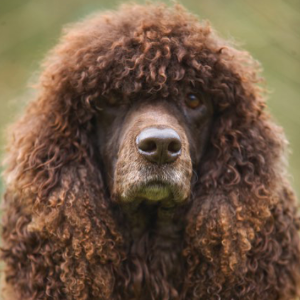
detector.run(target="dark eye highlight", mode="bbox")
[185,93,203,109]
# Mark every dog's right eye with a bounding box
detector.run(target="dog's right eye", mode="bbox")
[104,94,130,109]
[106,95,118,106]
[185,93,203,109]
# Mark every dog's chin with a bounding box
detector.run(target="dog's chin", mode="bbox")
[135,181,173,202]
[115,179,190,205]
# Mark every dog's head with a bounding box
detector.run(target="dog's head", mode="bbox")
[72,4,223,214]
[5,3,276,237]
[16,3,270,223]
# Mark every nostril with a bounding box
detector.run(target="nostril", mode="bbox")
[168,140,181,154]
[138,139,157,153]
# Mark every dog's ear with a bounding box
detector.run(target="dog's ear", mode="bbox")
[1,49,123,299]
[183,47,300,298]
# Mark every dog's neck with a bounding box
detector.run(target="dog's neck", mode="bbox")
[113,201,187,300]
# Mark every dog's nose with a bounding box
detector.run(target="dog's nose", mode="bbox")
[136,127,182,164]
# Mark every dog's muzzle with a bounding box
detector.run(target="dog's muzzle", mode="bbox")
[113,104,192,204]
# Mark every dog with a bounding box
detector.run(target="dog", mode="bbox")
[1,3,300,300]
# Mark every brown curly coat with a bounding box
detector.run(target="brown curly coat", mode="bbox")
[1,3,300,300]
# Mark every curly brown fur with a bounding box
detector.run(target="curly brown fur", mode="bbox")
[1,3,300,300]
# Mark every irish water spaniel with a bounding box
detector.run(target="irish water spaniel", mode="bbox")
[1,3,300,300]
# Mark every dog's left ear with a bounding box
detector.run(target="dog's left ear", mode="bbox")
[183,46,300,298]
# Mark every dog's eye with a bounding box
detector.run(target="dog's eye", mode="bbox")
[104,94,130,108]
[106,96,118,106]
[185,93,202,109]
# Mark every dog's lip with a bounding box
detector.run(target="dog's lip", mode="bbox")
[144,180,169,187]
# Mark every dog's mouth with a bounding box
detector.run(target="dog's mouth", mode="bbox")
[113,163,192,226]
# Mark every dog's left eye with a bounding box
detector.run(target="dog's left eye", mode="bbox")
[185,93,202,109]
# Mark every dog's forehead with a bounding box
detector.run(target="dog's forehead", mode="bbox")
[127,102,182,125]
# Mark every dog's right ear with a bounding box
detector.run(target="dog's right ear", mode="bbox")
[1,21,124,299]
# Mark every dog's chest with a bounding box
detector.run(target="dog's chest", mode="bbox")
[114,205,186,300]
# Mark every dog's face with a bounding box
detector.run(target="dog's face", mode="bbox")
[96,88,213,212]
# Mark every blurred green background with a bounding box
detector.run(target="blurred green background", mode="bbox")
[0,0,299,197]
